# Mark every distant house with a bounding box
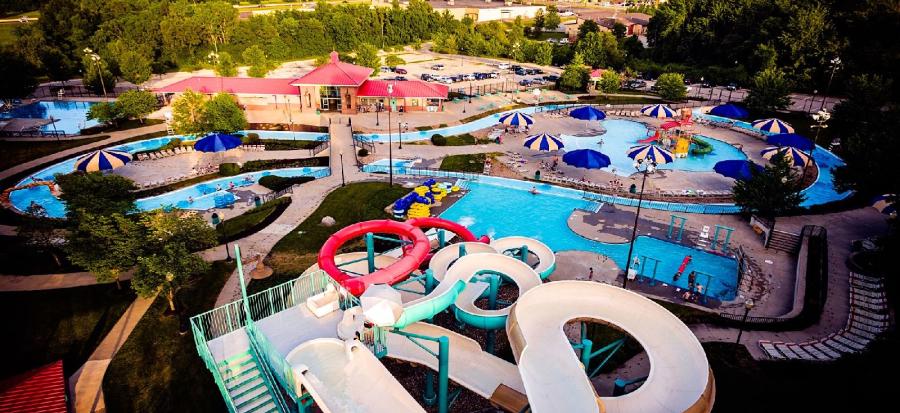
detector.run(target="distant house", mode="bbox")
[578,11,652,37]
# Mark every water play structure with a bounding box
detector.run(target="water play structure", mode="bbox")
[192,218,714,413]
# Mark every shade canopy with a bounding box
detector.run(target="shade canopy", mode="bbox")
[498,111,534,127]
[569,106,607,121]
[524,133,564,151]
[709,104,749,119]
[360,284,403,327]
[193,133,242,153]
[766,133,814,151]
[640,104,677,118]
[562,149,611,169]
[871,194,896,215]
[713,160,763,181]
[626,144,675,165]
[760,146,810,167]
[74,149,132,172]
[752,118,794,134]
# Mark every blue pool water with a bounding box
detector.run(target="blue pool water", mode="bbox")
[560,119,748,176]
[440,179,739,300]
[237,130,328,141]
[361,158,415,174]
[0,101,100,134]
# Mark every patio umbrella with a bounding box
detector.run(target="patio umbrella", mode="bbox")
[74,149,132,172]
[524,133,564,151]
[713,160,763,181]
[627,144,675,165]
[498,111,534,127]
[193,132,242,153]
[870,194,896,216]
[760,146,810,167]
[562,149,611,169]
[752,118,794,134]
[709,104,749,119]
[640,104,677,118]
[360,284,403,327]
[569,106,606,121]
[766,133,814,151]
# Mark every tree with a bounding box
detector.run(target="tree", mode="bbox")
[81,54,117,97]
[733,155,806,221]
[560,52,590,92]
[242,45,270,78]
[611,22,627,39]
[66,213,142,289]
[355,43,381,75]
[133,211,217,312]
[532,9,545,34]
[598,70,622,94]
[577,20,599,40]
[117,50,152,85]
[87,102,123,126]
[622,35,644,59]
[116,90,157,123]
[575,31,622,69]
[655,72,687,100]
[532,42,553,66]
[170,89,207,135]
[0,49,38,102]
[203,93,247,133]
[55,172,137,219]
[544,5,561,31]
[384,54,405,67]
[17,203,62,267]
[214,51,237,77]
[744,67,793,113]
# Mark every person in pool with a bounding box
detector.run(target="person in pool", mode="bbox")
[530,186,539,195]
[187,196,194,204]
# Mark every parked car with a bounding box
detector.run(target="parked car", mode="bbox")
[394,68,407,74]
[420,73,432,81]
[558,38,570,44]
[497,63,511,70]
[431,64,445,71]
[514,68,527,76]
[380,66,392,72]
[726,82,738,91]
[511,65,522,71]
[543,74,560,82]
[488,71,500,79]
[394,76,407,81]
[624,79,647,89]
[519,79,532,86]
[701,81,712,88]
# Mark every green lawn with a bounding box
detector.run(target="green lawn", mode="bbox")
[439,153,496,173]
[0,282,135,377]
[216,197,291,242]
[260,139,323,151]
[264,182,410,293]
[79,118,164,135]
[442,133,495,146]
[0,23,17,46]
[103,261,234,413]
[529,31,567,41]
[0,136,109,172]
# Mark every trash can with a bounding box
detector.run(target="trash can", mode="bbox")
[211,213,220,226]
[254,196,262,208]
[534,170,541,181]
[629,184,637,194]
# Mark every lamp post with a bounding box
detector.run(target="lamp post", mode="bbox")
[83,48,108,100]
[387,83,394,187]
[399,121,408,150]
[622,159,657,289]
[820,57,841,111]
[533,88,541,111]
[804,109,830,179]
[735,298,755,343]
[807,90,817,113]
[339,150,345,186]
[376,101,381,126]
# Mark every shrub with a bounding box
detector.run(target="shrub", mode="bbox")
[358,148,369,157]
[431,134,447,146]
[258,175,315,192]
[242,133,261,144]
[218,163,240,176]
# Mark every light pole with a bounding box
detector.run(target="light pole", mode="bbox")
[804,109,830,179]
[807,90,818,113]
[820,57,841,111]
[735,298,755,343]
[83,48,108,100]
[399,121,408,150]
[387,83,394,187]
[622,159,657,289]
[533,88,541,111]
[376,101,381,126]
[339,150,346,186]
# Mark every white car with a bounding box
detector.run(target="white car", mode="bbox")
[558,38,570,44]
[497,63,511,70]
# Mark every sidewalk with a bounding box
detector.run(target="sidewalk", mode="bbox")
[0,271,133,292]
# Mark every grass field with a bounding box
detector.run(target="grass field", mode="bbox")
[0,24,17,46]
[439,153,497,173]
[216,197,291,242]
[0,282,135,377]
[103,261,234,413]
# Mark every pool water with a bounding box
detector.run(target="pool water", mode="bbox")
[560,120,748,176]
[0,101,100,134]
[238,130,328,141]
[440,179,739,300]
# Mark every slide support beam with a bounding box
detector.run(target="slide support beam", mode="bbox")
[365,232,376,273]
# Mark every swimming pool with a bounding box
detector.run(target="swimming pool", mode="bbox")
[560,120,748,176]
[237,130,328,141]
[439,178,739,300]
[360,159,415,174]
[0,101,100,134]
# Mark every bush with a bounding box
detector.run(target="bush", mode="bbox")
[218,163,240,176]
[242,133,261,144]
[431,134,447,146]
[358,148,369,157]
[258,175,315,192]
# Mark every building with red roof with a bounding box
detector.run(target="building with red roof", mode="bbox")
[153,51,447,115]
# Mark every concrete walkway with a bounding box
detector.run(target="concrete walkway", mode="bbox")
[68,295,156,413]
[0,271,133,292]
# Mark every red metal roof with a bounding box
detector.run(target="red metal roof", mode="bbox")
[0,361,68,413]
[357,80,449,99]
[290,52,373,87]
[153,77,300,95]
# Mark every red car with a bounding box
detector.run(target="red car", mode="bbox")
[394,68,408,74]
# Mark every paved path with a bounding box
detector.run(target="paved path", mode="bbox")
[0,271,133,292]
[68,295,156,413]
[0,123,167,182]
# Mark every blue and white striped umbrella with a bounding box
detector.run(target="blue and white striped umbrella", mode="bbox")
[640,104,677,118]
[523,133,564,151]
[871,194,896,215]
[74,149,132,172]
[752,118,794,134]
[760,146,810,167]
[498,111,535,127]
[626,144,675,164]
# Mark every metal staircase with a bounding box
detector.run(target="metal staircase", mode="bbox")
[218,351,282,413]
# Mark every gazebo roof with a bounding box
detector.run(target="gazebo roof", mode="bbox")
[290,52,373,87]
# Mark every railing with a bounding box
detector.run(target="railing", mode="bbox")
[255,167,332,205]
[307,139,330,157]
[190,301,247,412]
[360,164,481,181]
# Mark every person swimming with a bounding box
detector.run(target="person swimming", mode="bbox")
[187,196,194,204]
[530,186,539,195]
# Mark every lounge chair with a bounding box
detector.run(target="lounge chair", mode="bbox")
[306,284,341,318]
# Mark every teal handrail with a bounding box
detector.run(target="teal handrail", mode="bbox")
[190,317,239,412]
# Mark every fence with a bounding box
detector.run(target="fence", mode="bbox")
[29,83,137,99]
[536,99,720,116]
[307,139,330,157]
[255,167,332,205]
[449,79,553,99]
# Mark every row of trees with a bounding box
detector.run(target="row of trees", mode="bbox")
[169,91,248,135]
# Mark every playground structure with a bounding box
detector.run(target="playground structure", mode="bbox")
[191,218,714,413]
